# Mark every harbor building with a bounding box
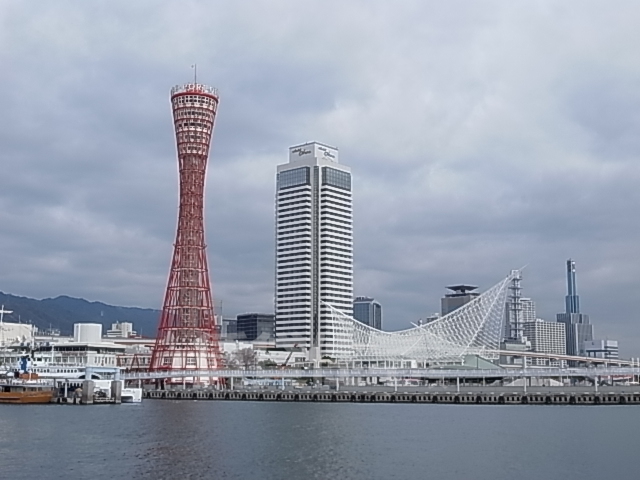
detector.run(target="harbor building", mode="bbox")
[556,259,593,356]
[275,142,353,361]
[236,313,275,343]
[33,323,125,368]
[441,285,479,316]
[353,297,382,330]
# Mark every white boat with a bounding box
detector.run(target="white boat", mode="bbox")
[121,387,143,403]
[4,357,95,380]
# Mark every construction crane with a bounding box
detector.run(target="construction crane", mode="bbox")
[280,344,298,369]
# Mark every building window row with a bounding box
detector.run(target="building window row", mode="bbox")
[320,210,352,220]
[322,183,352,195]
[319,250,352,259]
[320,219,352,228]
[278,218,312,226]
[277,197,311,207]
[277,243,311,251]
[277,211,312,220]
[277,291,312,298]
[278,205,311,217]
[277,191,311,202]
[277,238,311,246]
[320,203,352,215]
[277,256,312,263]
[277,273,312,280]
[320,274,353,282]
[320,192,352,204]
[320,225,352,236]
[318,245,352,255]
[277,237,312,245]
[321,286,353,293]
[277,227,311,235]
[320,240,353,249]
[322,167,351,191]
[277,167,311,190]
[277,269,312,276]
[318,258,352,266]
[277,254,311,262]
[277,283,311,289]
[320,270,353,277]
[277,184,311,198]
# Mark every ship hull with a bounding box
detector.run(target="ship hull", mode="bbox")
[0,390,54,404]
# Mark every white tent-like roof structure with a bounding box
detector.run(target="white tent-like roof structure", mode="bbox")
[321,271,517,365]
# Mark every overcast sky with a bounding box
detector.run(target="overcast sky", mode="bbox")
[1,1,639,355]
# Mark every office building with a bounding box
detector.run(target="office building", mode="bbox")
[523,319,566,366]
[441,285,479,316]
[584,339,619,360]
[353,297,382,330]
[520,298,536,324]
[236,313,275,342]
[105,321,136,338]
[556,259,593,356]
[275,142,353,361]
[220,318,237,341]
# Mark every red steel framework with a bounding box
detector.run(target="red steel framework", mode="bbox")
[149,82,223,383]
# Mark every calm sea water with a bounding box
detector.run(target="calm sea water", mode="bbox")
[0,401,638,479]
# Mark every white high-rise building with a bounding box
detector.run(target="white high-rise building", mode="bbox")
[275,142,353,361]
[523,319,566,367]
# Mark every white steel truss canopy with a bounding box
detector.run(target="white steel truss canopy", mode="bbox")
[322,271,518,364]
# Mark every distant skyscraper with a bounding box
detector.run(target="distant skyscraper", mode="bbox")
[275,142,353,361]
[441,285,479,316]
[353,297,382,330]
[556,259,593,356]
[565,259,580,314]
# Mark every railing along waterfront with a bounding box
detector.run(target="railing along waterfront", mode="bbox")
[123,366,640,381]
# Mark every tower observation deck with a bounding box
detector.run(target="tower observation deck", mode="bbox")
[149,82,223,384]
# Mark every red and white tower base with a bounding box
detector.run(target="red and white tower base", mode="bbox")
[150,82,223,384]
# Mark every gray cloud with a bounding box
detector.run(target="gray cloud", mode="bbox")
[1,1,640,356]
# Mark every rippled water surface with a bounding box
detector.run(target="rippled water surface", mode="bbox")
[0,401,638,479]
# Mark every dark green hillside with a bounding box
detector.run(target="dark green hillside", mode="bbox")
[0,292,160,337]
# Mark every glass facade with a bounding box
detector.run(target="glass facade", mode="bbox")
[353,297,382,330]
[278,167,310,190]
[322,167,351,191]
[236,313,275,342]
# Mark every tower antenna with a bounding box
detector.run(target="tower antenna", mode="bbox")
[192,63,197,85]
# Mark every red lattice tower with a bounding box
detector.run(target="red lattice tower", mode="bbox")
[150,82,223,384]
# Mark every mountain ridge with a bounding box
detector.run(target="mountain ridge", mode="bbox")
[0,291,160,337]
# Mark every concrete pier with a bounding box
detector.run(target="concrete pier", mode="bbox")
[111,380,122,404]
[144,388,640,405]
[81,380,95,405]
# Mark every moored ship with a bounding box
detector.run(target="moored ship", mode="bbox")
[0,377,55,404]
